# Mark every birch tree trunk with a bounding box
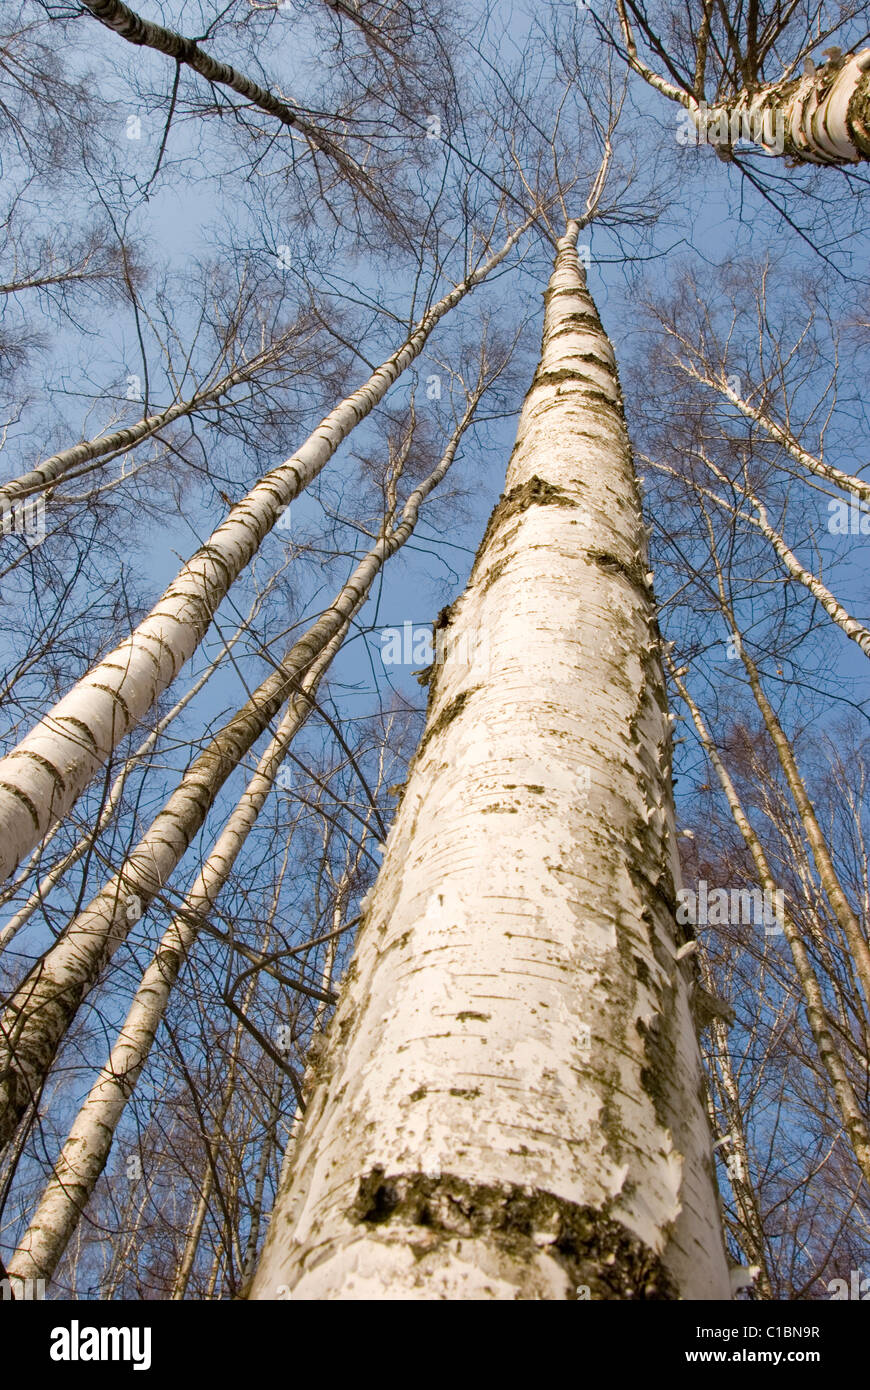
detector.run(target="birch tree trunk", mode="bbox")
[0,580,278,949]
[697,951,772,1299]
[0,219,529,885]
[615,3,870,167]
[693,51,870,165]
[649,454,870,661]
[0,352,281,506]
[703,540,870,1014]
[682,368,870,504]
[249,226,731,1301]
[240,1077,283,1288]
[3,661,332,1294]
[0,408,480,1163]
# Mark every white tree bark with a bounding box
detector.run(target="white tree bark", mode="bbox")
[0,351,281,506]
[249,227,731,1301]
[0,219,530,885]
[699,957,773,1300]
[732,492,870,659]
[648,453,870,661]
[696,51,870,165]
[616,4,870,168]
[0,409,479,1160]
[3,653,337,1295]
[0,580,279,950]
[705,550,870,1014]
[678,364,870,505]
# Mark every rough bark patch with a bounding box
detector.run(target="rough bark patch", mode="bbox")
[349,1169,678,1299]
[587,547,649,593]
[473,474,577,573]
[848,85,870,156]
[416,688,478,758]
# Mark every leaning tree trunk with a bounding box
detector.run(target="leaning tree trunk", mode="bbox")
[0,409,478,1159]
[249,225,731,1301]
[3,659,332,1295]
[695,50,870,165]
[0,219,529,884]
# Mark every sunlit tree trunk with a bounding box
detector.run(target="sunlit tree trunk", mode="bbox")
[615,3,870,167]
[697,950,772,1299]
[0,581,279,949]
[681,368,870,504]
[3,663,331,1293]
[0,220,529,885]
[703,530,870,1014]
[250,226,731,1301]
[691,52,870,165]
[650,453,870,661]
[0,403,483,1158]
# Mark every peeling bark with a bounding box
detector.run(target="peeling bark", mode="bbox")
[695,51,870,165]
[249,228,731,1301]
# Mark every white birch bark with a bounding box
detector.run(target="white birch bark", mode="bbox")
[3,655,336,1295]
[731,493,870,659]
[616,4,870,168]
[696,51,870,165]
[249,227,731,1301]
[80,0,373,193]
[0,410,478,1159]
[0,583,277,950]
[694,945,772,1298]
[648,454,870,661]
[705,550,870,1013]
[0,355,277,506]
[0,219,530,886]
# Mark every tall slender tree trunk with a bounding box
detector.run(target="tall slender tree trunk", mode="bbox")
[697,952,772,1299]
[0,218,529,884]
[3,406,481,1284]
[249,225,731,1301]
[668,660,870,1183]
[704,542,870,1014]
[171,979,256,1302]
[0,407,479,1160]
[679,369,870,504]
[0,582,276,949]
[3,661,332,1292]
